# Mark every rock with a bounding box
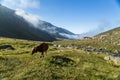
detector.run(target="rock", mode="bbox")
[57,45,61,48]
[104,56,120,66]
[58,50,64,53]
[66,46,72,49]
[104,56,110,61]
[0,45,15,50]
[113,53,120,57]
[85,46,96,52]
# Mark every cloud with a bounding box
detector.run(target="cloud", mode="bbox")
[0,0,41,28]
[0,0,40,10]
[83,20,113,37]
[15,9,41,27]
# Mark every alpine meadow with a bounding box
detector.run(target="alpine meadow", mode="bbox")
[0,0,120,80]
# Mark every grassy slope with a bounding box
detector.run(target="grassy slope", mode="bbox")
[0,37,120,80]
[94,27,120,52]
[96,27,120,36]
[54,39,120,53]
[54,27,120,53]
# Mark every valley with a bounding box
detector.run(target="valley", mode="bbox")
[0,2,120,80]
[0,36,120,80]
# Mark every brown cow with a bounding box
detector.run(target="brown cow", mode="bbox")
[32,43,49,57]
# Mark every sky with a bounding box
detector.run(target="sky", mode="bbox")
[0,0,120,34]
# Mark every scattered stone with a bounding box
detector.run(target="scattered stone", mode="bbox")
[58,50,64,53]
[104,56,110,61]
[117,43,120,45]
[104,56,120,66]
[85,46,96,52]
[66,46,72,49]
[113,53,120,57]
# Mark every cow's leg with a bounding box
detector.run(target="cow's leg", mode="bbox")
[42,52,44,57]
[45,51,47,56]
[40,52,44,58]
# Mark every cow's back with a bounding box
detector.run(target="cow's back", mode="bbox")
[38,43,48,52]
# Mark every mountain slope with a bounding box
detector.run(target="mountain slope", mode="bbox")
[15,9,78,39]
[96,27,120,36]
[37,21,75,39]
[0,4,80,40]
[0,4,56,41]
[95,27,120,45]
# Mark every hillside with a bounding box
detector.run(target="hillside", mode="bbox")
[95,27,120,45]
[0,5,57,42]
[54,30,120,53]
[0,4,82,41]
[60,27,120,53]
[0,37,120,80]
[96,27,120,36]
[94,27,120,51]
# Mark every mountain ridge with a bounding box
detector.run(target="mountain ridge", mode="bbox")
[94,27,120,48]
[0,4,77,41]
[15,9,77,39]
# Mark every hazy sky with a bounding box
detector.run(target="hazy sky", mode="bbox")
[0,0,120,34]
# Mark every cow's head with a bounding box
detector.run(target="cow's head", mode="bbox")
[31,47,37,55]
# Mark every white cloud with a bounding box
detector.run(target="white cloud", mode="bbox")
[0,0,40,10]
[19,0,40,9]
[0,0,42,28]
[15,9,41,27]
[59,33,82,39]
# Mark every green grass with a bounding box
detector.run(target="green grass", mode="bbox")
[0,37,120,80]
